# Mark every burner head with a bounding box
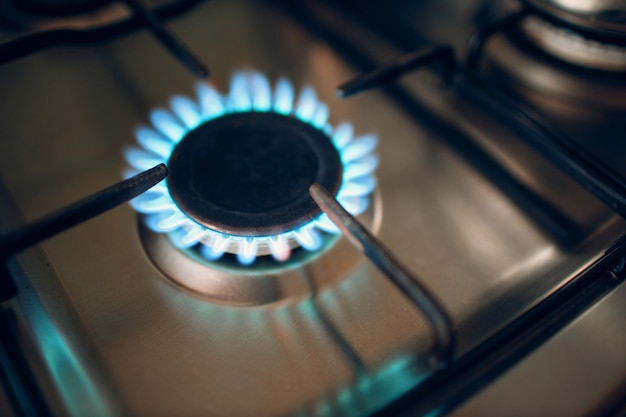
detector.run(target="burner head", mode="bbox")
[167,112,342,237]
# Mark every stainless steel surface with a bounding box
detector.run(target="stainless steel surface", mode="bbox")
[0,365,16,417]
[525,0,626,38]
[0,0,625,416]
[451,279,626,417]
[122,0,209,78]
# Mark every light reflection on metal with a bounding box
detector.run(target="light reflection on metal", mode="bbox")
[125,70,378,264]
[161,281,429,417]
[13,285,112,416]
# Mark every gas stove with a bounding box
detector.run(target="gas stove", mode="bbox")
[0,1,625,416]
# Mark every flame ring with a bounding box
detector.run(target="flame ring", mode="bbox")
[125,70,378,265]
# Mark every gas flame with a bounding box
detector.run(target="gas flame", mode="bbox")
[124,70,378,265]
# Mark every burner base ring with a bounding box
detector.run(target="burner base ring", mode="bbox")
[139,187,382,306]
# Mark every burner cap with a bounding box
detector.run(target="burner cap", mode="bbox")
[167,112,342,237]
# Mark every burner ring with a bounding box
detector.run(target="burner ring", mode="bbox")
[167,112,342,236]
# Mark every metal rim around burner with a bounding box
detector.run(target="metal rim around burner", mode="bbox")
[166,112,343,237]
[520,14,626,72]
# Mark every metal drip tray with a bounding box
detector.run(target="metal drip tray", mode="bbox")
[0,1,624,416]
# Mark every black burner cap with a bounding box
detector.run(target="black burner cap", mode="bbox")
[167,112,342,236]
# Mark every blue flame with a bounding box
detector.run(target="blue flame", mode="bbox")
[125,70,378,265]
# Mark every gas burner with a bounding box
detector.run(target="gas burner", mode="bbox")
[478,13,626,109]
[524,0,626,40]
[125,70,378,265]
[520,14,626,72]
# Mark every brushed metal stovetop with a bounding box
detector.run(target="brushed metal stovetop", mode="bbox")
[0,1,624,416]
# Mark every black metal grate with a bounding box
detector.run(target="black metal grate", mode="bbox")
[0,0,208,76]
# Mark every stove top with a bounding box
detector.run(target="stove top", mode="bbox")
[0,0,625,416]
